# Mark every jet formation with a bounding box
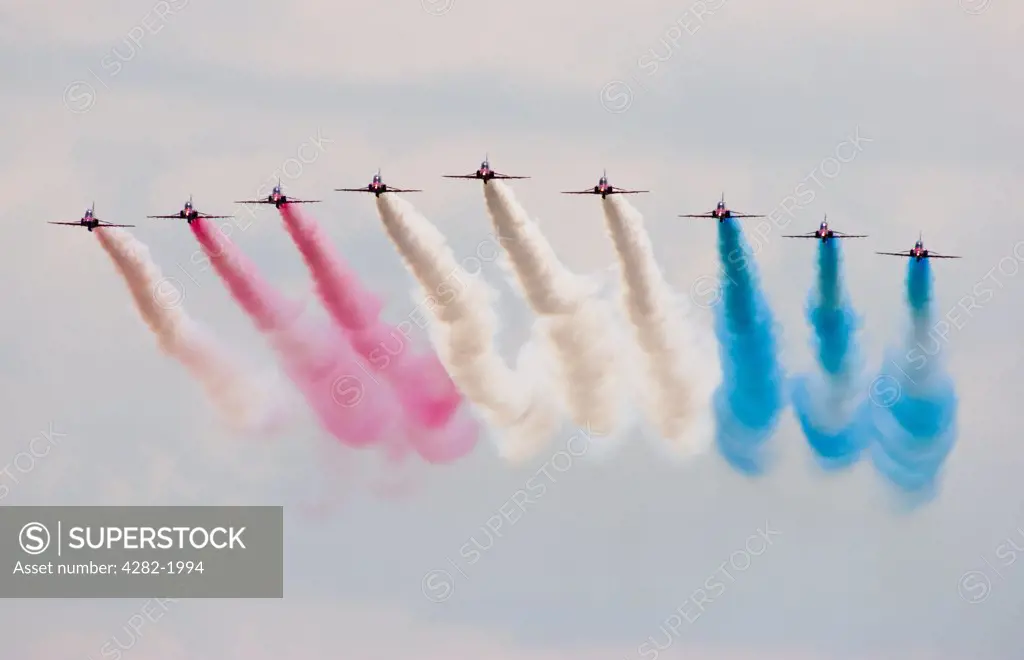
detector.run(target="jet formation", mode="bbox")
[48,158,962,261]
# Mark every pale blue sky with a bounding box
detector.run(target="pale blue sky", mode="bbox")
[1,1,1023,658]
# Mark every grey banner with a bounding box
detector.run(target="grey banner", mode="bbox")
[0,506,282,598]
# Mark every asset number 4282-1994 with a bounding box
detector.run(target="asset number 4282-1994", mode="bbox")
[122,560,204,575]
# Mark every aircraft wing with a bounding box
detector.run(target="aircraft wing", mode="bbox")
[610,188,649,195]
[335,188,374,193]
[283,198,321,204]
[730,213,765,218]
[562,189,598,195]
[928,253,961,259]
[876,251,910,257]
[47,222,84,227]
[678,212,715,218]
[442,174,479,179]
[197,214,232,218]
[386,187,422,193]
[97,221,136,228]
[782,233,818,238]
[832,231,867,238]
[492,172,529,180]
[235,199,276,204]
[146,214,181,219]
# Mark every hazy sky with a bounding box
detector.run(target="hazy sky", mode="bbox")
[2,0,1023,657]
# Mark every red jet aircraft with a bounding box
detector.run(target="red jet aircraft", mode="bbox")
[784,215,867,242]
[48,204,134,232]
[877,234,961,261]
[679,194,764,222]
[236,179,321,208]
[443,156,528,184]
[147,196,232,224]
[336,170,422,197]
[562,170,648,199]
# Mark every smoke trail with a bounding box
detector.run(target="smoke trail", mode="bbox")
[865,259,958,496]
[711,220,785,474]
[189,217,400,448]
[483,182,626,435]
[95,228,277,430]
[791,240,869,468]
[600,196,718,456]
[277,205,475,460]
[375,194,561,461]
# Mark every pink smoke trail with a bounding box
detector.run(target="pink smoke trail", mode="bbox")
[190,217,395,447]
[278,205,465,432]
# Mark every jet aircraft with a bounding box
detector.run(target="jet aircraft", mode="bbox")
[876,234,961,261]
[562,170,648,198]
[236,179,320,208]
[48,204,134,231]
[336,170,422,197]
[784,215,867,242]
[443,156,528,183]
[147,196,231,224]
[679,194,764,222]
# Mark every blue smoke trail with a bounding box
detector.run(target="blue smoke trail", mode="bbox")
[791,240,869,469]
[864,259,958,499]
[712,220,785,474]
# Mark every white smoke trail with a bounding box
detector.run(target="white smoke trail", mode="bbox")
[601,196,719,457]
[483,182,628,436]
[96,228,280,431]
[375,195,561,461]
